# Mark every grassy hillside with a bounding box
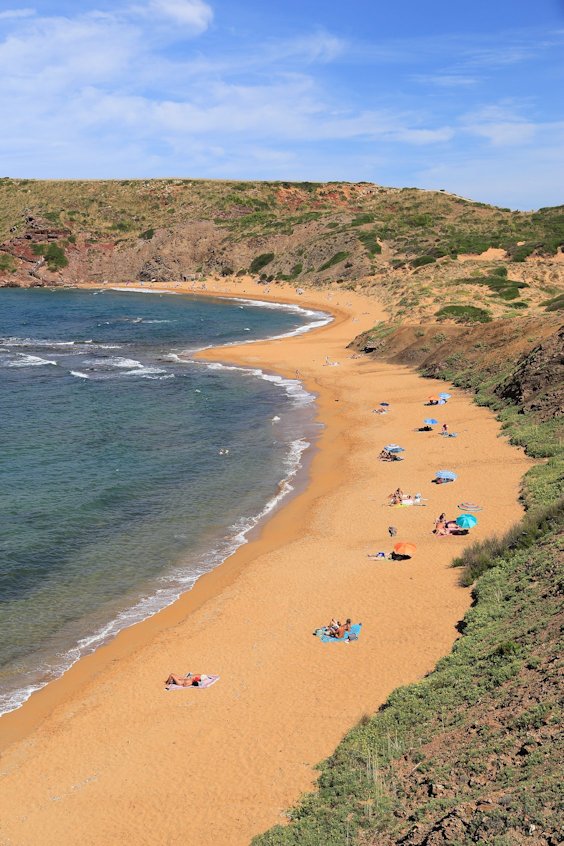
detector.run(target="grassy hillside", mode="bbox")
[0,179,563,321]
[253,324,563,846]
[1,177,561,844]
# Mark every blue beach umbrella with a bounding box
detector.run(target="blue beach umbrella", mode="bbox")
[424,418,439,425]
[456,513,478,529]
[385,444,405,453]
[436,470,457,481]
[380,402,390,406]
[439,392,451,400]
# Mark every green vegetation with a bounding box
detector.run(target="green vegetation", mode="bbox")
[254,323,564,846]
[543,293,564,311]
[318,251,349,272]
[350,213,375,226]
[249,253,275,273]
[0,252,16,272]
[454,274,529,301]
[357,229,382,255]
[411,255,436,268]
[435,305,491,323]
[31,242,69,271]
[139,228,155,240]
[278,263,303,281]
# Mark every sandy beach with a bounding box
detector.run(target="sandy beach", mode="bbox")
[0,279,531,846]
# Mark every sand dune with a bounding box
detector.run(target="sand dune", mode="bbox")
[0,280,531,846]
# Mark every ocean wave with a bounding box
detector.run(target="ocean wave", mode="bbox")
[0,337,122,351]
[110,287,179,295]
[4,354,57,368]
[203,361,314,407]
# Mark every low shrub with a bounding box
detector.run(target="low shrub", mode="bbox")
[358,229,382,255]
[32,242,68,271]
[318,251,349,272]
[435,305,491,323]
[412,255,436,268]
[542,293,564,311]
[351,213,375,226]
[249,252,275,273]
[139,228,155,240]
[0,252,16,272]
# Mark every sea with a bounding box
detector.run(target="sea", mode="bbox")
[0,287,330,716]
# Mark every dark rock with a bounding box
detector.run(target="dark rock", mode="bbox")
[495,326,564,420]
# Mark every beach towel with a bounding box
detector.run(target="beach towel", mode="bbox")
[166,675,220,690]
[316,624,362,643]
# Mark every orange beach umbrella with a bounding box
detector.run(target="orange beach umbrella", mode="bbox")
[428,395,439,402]
[393,542,417,557]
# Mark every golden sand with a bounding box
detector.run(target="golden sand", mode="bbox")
[0,280,531,846]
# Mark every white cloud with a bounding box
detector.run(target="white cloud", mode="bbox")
[146,0,212,32]
[460,105,538,147]
[413,74,478,88]
[394,127,454,145]
[0,8,35,20]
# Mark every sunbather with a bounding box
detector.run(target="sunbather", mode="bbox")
[331,618,352,639]
[165,673,209,687]
[441,423,448,435]
[435,520,448,537]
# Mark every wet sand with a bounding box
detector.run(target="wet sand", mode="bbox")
[0,279,531,846]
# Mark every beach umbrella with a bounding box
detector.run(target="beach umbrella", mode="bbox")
[380,402,390,406]
[439,392,451,400]
[428,395,439,402]
[424,418,439,425]
[393,541,416,557]
[385,444,405,453]
[436,470,457,481]
[456,513,478,529]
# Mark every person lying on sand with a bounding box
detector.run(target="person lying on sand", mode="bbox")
[326,618,340,635]
[380,450,401,462]
[331,618,352,639]
[165,673,210,687]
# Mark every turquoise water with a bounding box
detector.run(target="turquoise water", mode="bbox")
[0,288,328,714]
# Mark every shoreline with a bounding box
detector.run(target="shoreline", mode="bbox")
[0,279,532,846]
[0,290,327,719]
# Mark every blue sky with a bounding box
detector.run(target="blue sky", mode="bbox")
[1,0,563,208]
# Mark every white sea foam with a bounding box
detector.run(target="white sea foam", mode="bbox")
[215,297,333,342]
[110,287,179,295]
[70,370,91,379]
[5,354,57,367]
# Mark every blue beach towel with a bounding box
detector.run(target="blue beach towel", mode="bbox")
[317,623,362,643]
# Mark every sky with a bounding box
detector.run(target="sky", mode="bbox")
[1,0,563,209]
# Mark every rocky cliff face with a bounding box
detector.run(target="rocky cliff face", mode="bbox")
[495,327,564,420]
